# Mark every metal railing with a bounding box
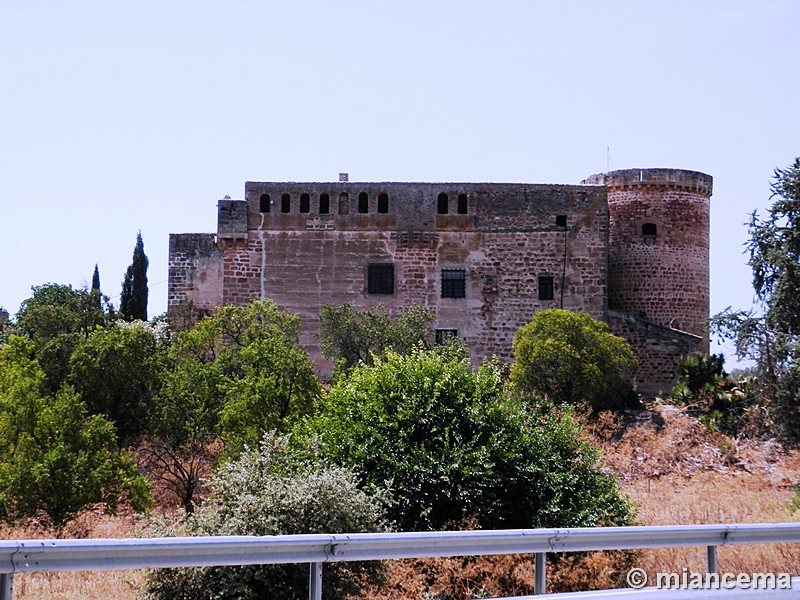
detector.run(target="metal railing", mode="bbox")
[0,523,798,599]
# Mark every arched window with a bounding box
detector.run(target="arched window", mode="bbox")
[319,193,330,214]
[259,194,271,213]
[281,193,291,213]
[378,192,389,214]
[642,223,657,237]
[457,193,468,214]
[437,192,449,214]
[338,192,349,215]
[358,191,368,213]
[300,193,310,214]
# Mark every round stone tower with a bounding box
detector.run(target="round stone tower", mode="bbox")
[583,168,713,351]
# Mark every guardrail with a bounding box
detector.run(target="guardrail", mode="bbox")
[0,523,798,599]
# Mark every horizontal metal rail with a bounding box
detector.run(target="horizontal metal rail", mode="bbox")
[0,523,797,598]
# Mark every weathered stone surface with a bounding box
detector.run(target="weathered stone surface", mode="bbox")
[168,170,712,397]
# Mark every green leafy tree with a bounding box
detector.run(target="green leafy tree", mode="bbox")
[509,309,638,411]
[0,336,151,528]
[144,433,389,600]
[302,345,634,532]
[317,303,434,372]
[120,231,149,321]
[68,320,167,443]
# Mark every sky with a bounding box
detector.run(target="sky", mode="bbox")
[2,1,799,361]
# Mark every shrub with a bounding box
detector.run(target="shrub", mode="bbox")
[143,433,389,600]
[302,345,634,532]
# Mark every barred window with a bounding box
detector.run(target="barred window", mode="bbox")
[538,276,554,301]
[441,269,466,298]
[435,329,458,345]
[368,263,394,295]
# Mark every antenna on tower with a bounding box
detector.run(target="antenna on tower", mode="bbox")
[606,146,611,173]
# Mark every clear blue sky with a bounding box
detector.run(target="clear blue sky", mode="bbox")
[2,1,798,360]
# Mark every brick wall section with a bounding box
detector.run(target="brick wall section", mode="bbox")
[607,310,702,398]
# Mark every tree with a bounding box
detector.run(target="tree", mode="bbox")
[68,320,167,444]
[91,264,102,309]
[143,433,389,600]
[509,309,638,411]
[120,231,149,321]
[302,345,634,532]
[317,303,434,373]
[0,336,151,528]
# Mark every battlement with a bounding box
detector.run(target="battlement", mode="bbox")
[583,168,712,196]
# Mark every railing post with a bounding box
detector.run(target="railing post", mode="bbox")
[707,545,718,574]
[309,561,322,600]
[0,573,12,600]
[534,552,546,595]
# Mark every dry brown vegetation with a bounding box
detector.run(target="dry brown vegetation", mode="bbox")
[4,404,800,599]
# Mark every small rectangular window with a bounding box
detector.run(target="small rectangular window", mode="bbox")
[555,215,567,227]
[368,263,394,295]
[538,276,554,301]
[435,329,458,345]
[441,269,466,298]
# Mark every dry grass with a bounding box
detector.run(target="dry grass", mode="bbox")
[4,405,800,598]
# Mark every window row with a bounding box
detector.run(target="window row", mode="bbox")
[259,192,390,215]
[366,264,556,301]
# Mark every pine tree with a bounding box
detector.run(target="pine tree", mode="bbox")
[120,232,149,321]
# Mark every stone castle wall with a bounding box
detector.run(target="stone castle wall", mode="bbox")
[168,169,712,396]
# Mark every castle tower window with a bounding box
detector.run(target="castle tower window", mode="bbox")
[457,193,468,214]
[642,223,657,237]
[281,193,291,213]
[538,276,554,301]
[300,193,310,213]
[319,193,330,214]
[339,192,349,215]
[435,329,458,345]
[367,263,394,295]
[555,215,567,227]
[259,194,271,213]
[378,192,389,213]
[437,192,449,214]
[441,269,466,298]
[358,191,369,213]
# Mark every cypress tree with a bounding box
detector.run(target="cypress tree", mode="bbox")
[120,232,149,321]
[91,264,102,309]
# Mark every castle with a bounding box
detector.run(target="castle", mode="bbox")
[168,168,712,397]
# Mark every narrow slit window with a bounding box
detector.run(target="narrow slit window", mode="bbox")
[319,193,330,214]
[642,223,657,237]
[457,193,468,214]
[437,192,449,214]
[339,192,349,215]
[300,193,310,213]
[441,269,466,298]
[259,193,271,213]
[281,193,291,213]
[378,192,389,213]
[358,192,369,213]
[538,276,554,301]
[367,263,394,295]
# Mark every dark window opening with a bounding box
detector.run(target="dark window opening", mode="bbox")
[281,193,291,213]
[300,193,310,213]
[368,263,394,295]
[555,215,567,227]
[538,276,554,301]
[435,329,458,345]
[259,194,271,213]
[339,192,349,215]
[457,193,468,214]
[642,223,657,237]
[437,192,449,214]
[441,269,466,298]
[319,193,330,214]
[378,192,389,213]
[358,191,369,213]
